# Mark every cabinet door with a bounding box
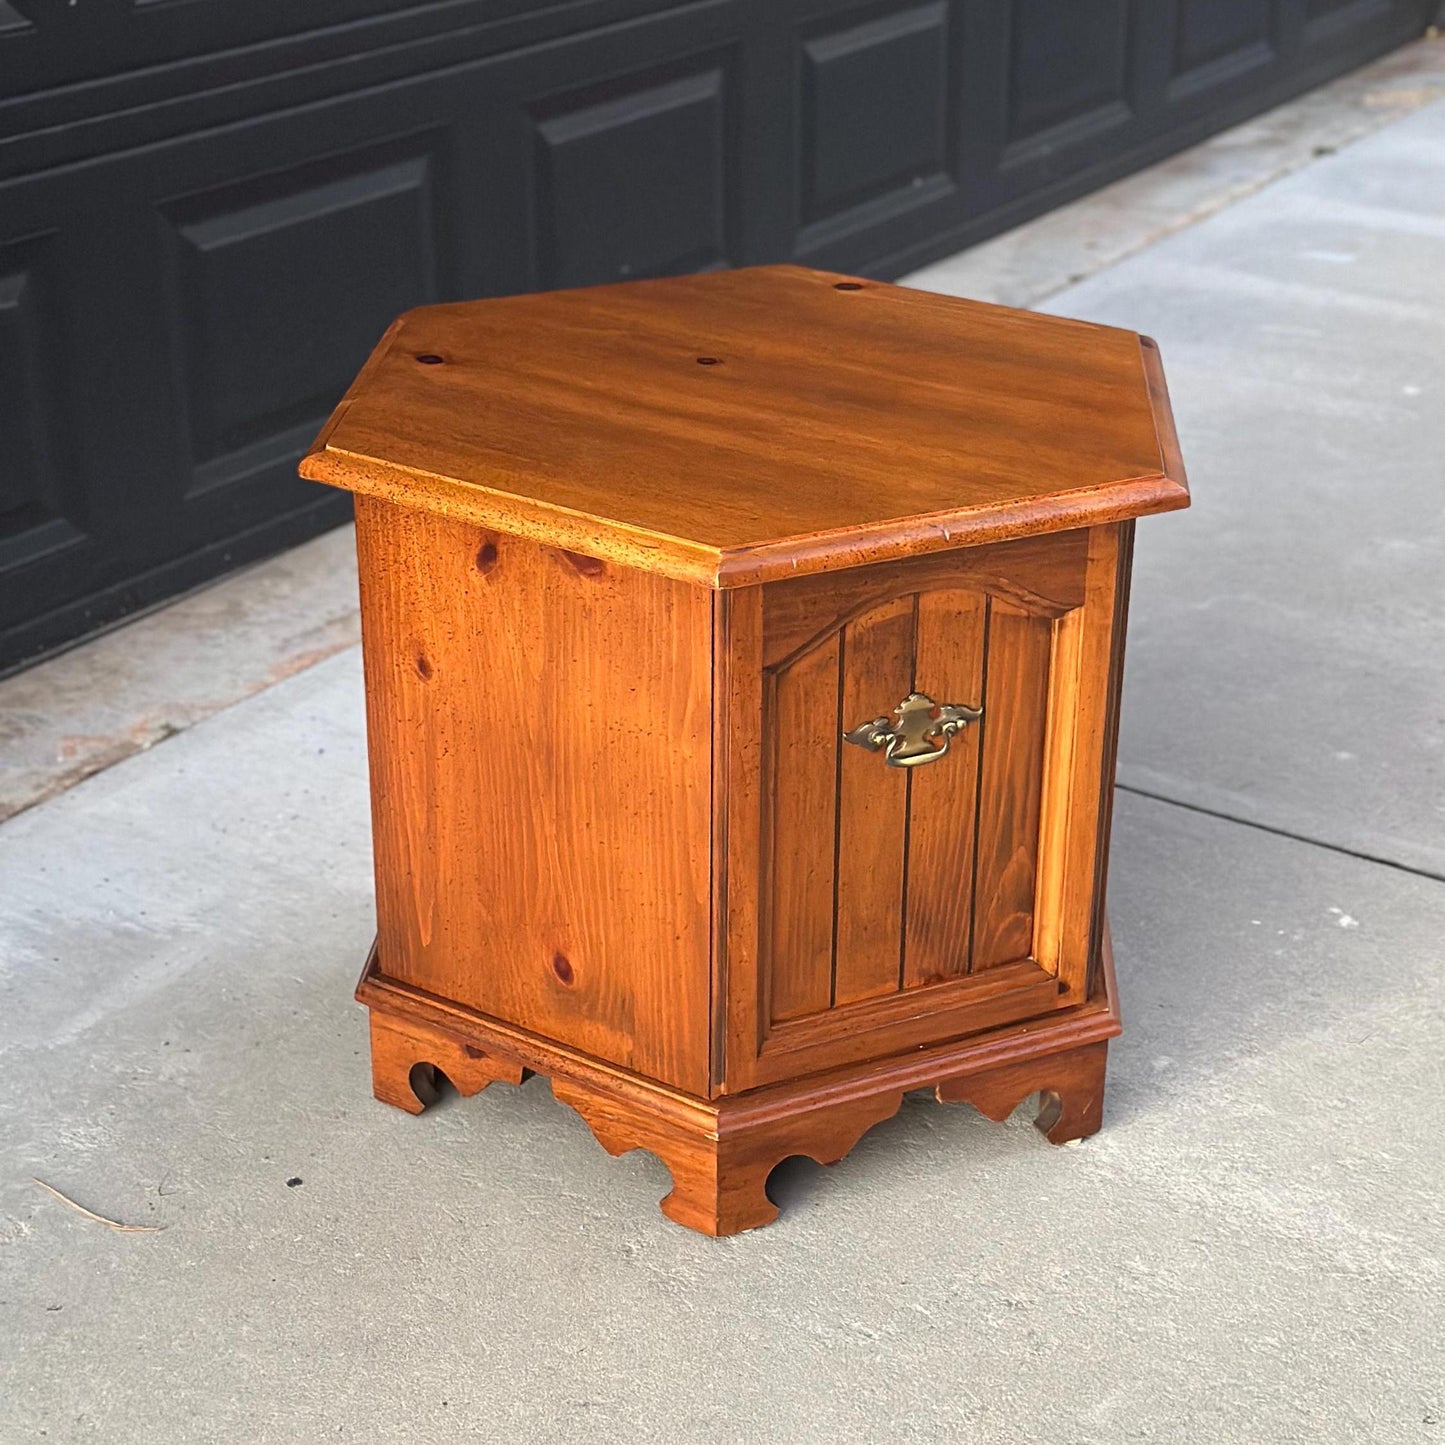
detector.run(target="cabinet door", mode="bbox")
[718,525,1131,1092]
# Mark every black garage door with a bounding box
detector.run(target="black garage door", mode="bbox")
[0,0,1432,672]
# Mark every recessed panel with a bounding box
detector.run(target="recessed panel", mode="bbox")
[800,1,951,225]
[763,579,1059,1026]
[1169,0,1274,97]
[163,137,443,495]
[1174,0,1271,70]
[833,596,914,1005]
[970,602,1051,969]
[768,634,841,1023]
[1006,0,1129,150]
[743,559,1077,1088]
[0,233,84,567]
[1304,0,1391,37]
[534,63,733,289]
[902,589,986,987]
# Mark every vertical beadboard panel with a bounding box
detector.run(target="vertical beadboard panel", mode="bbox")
[766,635,841,1021]
[901,588,987,986]
[833,597,915,1005]
[970,600,1052,969]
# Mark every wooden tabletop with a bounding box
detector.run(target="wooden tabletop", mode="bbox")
[302,265,1187,587]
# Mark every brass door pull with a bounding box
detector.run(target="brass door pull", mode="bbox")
[843,691,983,768]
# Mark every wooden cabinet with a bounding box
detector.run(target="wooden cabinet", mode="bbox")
[303,264,1187,1234]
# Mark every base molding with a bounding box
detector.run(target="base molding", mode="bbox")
[368,1012,527,1115]
[358,927,1122,1236]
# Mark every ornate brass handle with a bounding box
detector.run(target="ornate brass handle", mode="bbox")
[842,691,983,769]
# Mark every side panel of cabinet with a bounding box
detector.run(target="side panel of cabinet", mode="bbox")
[357,498,714,1096]
[717,526,1132,1093]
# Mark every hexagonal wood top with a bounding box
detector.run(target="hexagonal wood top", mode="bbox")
[301,265,1187,587]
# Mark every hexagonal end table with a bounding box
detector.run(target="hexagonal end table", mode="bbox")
[301,265,1188,1235]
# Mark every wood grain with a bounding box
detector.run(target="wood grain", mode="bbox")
[1087,522,1136,1000]
[757,960,1060,1084]
[358,918,1121,1235]
[903,589,987,986]
[355,496,714,1094]
[555,1074,904,1237]
[303,266,1188,589]
[833,596,914,1006]
[369,1010,525,1115]
[1140,336,1188,498]
[765,635,841,1023]
[717,585,765,1085]
[727,534,1105,1090]
[761,530,1086,668]
[935,1040,1108,1144]
[328,264,1187,1234]
[1034,523,1131,1002]
[970,601,1052,969]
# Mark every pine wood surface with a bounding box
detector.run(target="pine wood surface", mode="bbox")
[315,270,1188,1234]
[832,596,915,1006]
[359,923,1121,1236]
[355,496,714,1095]
[719,524,1134,1091]
[970,602,1052,968]
[902,588,987,987]
[301,266,1187,588]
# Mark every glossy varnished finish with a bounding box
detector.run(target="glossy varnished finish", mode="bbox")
[355,496,713,1094]
[833,596,913,1006]
[368,1011,526,1116]
[301,266,1187,587]
[359,926,1122,1238]
[902,588,987,987]
[716,522,1137,1092]
[311,268,1188,1234]
[970,601,1052,969]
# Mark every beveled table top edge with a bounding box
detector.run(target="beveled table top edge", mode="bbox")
[300,305,1190,588]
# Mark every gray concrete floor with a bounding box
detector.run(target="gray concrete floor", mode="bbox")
[3,65,1444,1445]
